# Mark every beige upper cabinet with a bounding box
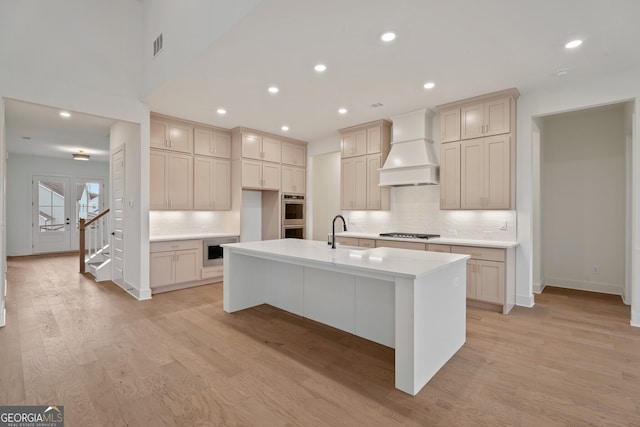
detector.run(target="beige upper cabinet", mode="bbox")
[341,129,367,158]
[366,153,389,210]
[341,156,367,210]
[440,142,461,209]
[242,159,281,190]
[366,126,382,154]
[281,142,306,166]
[440,108,461,142]
[194,127,231,158]
[281,166,305,195]
[460,135,511,209]
[193,157,231,210]
[150,149,193,210]
[243,133,281,163]
[461,96,511,140]
[150,117,193,153]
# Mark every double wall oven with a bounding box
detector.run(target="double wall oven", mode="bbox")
[282,194,305,239]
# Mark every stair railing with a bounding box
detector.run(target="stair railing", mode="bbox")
[79,208,110,273]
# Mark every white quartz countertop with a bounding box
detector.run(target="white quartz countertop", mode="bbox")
[223,239,469,279]
[150,232,239,243]
[334,232,518,249]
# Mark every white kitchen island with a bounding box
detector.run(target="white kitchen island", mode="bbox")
[223,239,470,396]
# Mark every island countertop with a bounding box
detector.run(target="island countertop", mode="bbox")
[223,238,469,279]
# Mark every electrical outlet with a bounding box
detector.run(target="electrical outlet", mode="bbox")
[448,229,457,236]
[499,220,507,230]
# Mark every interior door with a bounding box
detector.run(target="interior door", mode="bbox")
[33,176,71,253]
[111,148,125,287]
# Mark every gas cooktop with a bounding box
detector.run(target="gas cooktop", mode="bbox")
[379,232,441,240]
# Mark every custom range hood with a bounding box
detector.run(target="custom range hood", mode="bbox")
[379,108,438,186]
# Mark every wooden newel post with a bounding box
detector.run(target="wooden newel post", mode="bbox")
[79,218,86,273]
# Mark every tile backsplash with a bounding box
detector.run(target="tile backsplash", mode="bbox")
[150,210,230,235]
[342,185,517,241]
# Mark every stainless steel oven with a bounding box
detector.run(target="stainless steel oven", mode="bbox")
[282,194,305,226]
[282,226,305,239]
[203,236,238,267]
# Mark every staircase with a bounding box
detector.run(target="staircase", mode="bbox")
[79,209,111,282]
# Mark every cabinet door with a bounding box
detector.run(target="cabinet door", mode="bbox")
[440,143,461,209]
[261,162,281,190]
[466,260,477,299]
[167,153,193,209]
[476,260,505,304]
[174,249,201,283]
[241,159,262,188]
[484,97,510,136]
[440,108,461,142]
[194,127,230,158]
[484,135,511,209]
[460,139,484,209]
[281,166,305,194]
[167,122,193,153]
[150,252,174,288]
[366,154,383,209]
[341,130,367,157]
[427,244,451,253]
[212,158,231,210]
[193,157,214,210]
[242,134,262,160]
[262,137,282,163]
[460,103,484,140]
[341,157,366,209]
[366,126,381,154]
[281,142,305,166]
[212,132,231,159]
[150,150,168,209]
[150,118,169,149]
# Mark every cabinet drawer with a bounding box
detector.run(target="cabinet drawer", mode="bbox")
[358,238,376,248]
[335,237,359,247]
[451,245,505,262]
[151,239,201,253]
[376,240,426,251]
[427,244,451,253]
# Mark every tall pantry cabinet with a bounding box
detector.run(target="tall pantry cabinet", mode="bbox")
[437,88,519,210]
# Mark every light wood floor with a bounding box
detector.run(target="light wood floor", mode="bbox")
[1,254,640,426]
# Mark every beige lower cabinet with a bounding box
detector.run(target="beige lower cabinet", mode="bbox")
[242,159,280,190]
[150,149,193,210]
[194,156,230,210]
[150,240,201,290]
[427,243,451,253]
[451,245,514,314]
[334,237,376,248]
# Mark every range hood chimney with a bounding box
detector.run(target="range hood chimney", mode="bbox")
[379,108,438,186]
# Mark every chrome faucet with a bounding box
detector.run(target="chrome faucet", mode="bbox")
[331,214,347,249]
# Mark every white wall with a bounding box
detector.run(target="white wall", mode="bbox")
[6,154,109,256]
[541,105,626,295]
[142,0,263,97]
[516,68,639,326]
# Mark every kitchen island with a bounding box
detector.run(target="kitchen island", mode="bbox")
[223,239,469,395]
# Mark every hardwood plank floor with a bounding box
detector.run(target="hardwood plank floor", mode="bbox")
[1,254,640,426]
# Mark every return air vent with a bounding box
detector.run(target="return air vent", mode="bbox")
[370,102,384,108]
[153,33,163,57]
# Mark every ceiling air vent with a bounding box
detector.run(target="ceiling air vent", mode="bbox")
[370,102,384,108]
[153,33,163,57]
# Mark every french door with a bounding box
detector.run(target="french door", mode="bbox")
[32,176,104,253]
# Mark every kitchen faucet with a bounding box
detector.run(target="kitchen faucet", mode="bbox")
[331,215,347,249]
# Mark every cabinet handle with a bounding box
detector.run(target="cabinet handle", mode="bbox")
[169,139,173,147]
[485,123,489,133]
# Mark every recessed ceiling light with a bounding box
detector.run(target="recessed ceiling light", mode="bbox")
[281,125,289,132]
[268,86,279,94]
[314,64,327,72]
[338,108,348,114]
[59,111,71,118]
[380,32,396,42]
[423,82,436,89]
[216,108,227,115]
[565,39,583,49]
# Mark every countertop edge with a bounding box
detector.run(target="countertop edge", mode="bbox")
[333,232,519,249]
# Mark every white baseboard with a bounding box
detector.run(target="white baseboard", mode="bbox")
[0,308,5,327]
[632,309,640,328]
[544,278,623,296]
[532,282,545,294]
[516,294,535,308]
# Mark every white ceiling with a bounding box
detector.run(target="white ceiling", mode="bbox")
[5,0,640,161]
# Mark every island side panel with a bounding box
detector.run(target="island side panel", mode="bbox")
[223,249,268,312]
[304,267,356,334]
[265,261,304,316]
[355,276,395,348]
[395,261,467,395]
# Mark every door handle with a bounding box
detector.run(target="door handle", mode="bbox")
[111,232,116,236]
[66,218,70,225]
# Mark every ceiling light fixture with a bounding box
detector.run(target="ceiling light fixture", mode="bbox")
[555,68,569,77]
[338,108,348,114]
[565,39,583,49]
[59,111,71,118]
[216,108,227,115]
[380,31,396,42]
[268,86,279,94]
[314,64,327,72]
[423,82,436,89]
[72,150,90,161]
[281,125,289,132]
